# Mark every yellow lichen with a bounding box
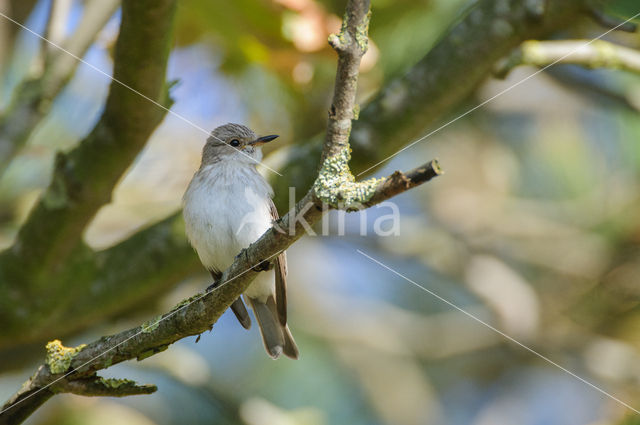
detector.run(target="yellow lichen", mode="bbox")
[45,340,86,374]
[355,9,371,52]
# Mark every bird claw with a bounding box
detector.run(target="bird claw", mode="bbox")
[252,260,273,272]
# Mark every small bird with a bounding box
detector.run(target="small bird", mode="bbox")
[183,123,298,359]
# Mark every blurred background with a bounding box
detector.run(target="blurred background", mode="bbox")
[1,0,640,424]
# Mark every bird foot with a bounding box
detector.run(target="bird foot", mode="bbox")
[252,259,273,272]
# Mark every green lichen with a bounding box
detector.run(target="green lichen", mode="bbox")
[328,7,370,53]
[141,315,163,333]
[97,377,135,389]
[328,11,348,47]
[169,292,204,315]
[137,344,168,361]
[355,9,371,52]
[313,148,384,209]
[45,340,86,374]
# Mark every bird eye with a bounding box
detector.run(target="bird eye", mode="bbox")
[229,139,240,147]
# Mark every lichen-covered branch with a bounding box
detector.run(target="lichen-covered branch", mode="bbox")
[271,0,601,203]
[0,214,201,353]
[2,360,155,425]
[1,1,444,422]
[0,159,439,423]
[321,0,370,161]
[495,39,640,77]
[2,0,619,416]
[0,0,608,363]
[0,0,608,362]
[312,0,385,210]
[363,160,443,208]
[54,377,157,397]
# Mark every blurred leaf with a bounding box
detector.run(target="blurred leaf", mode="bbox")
[600,0,640,22]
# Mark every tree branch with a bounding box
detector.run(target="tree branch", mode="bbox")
[0,0,606,358]
[54,377,157,397]
[0,214,201,352]
[0,0,120,174]
[271,0,597,203]
[4,0,617,419]
[363,160,443,208]
[495,39,640,77]
[0,1,444,422]
[0,0,177,305]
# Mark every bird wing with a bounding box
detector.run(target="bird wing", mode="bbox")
[268,198,288,326]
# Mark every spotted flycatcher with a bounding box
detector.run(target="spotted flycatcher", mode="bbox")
[183,123,298,359]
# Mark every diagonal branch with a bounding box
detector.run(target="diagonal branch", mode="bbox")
[0,0,607,359]
[0,0,443,422]
[0,0,608,367]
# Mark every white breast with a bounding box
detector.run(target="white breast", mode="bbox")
[183,162,274,273]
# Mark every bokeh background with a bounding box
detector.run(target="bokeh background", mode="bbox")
[1,0,640,424]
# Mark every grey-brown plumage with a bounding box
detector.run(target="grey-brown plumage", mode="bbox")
[183,123,298,359]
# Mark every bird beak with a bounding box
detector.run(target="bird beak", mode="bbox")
[249,135,279,146]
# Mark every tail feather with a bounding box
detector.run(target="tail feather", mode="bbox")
[248,297,285,359]
[282,325,299,359]
[248,295,299,359]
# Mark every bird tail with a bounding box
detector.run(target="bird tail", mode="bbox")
[248,295,299,359]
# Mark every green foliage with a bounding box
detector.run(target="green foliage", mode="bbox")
[602,0,640,22]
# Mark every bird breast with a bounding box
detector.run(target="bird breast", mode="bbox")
[183,162,274,272]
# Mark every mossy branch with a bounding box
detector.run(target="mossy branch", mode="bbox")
[0,0,604,357]
[0,1,443,422]
[1,3,619,421]
[53,377,157,397]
